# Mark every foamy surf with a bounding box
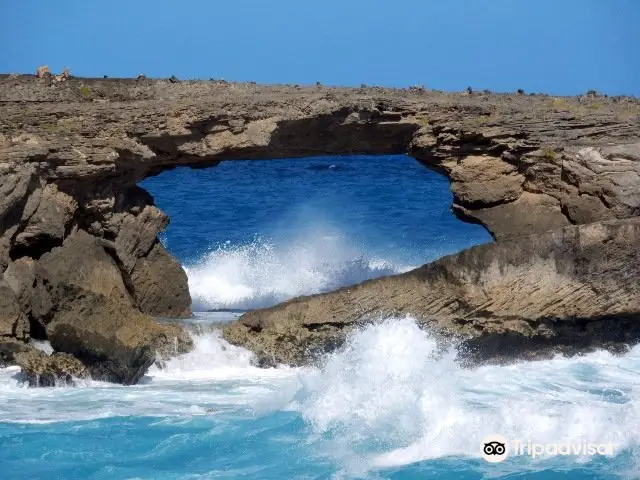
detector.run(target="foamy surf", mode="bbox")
[290,317,640,474]
[1,317,638,476]
[0,331,299,424]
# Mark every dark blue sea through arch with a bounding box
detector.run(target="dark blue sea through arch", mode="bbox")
[140,154,493,311]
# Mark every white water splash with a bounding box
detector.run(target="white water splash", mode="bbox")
[0,331,298,424]
[1,317,638,475]
[291,317,640,472]
[185,232,412,311]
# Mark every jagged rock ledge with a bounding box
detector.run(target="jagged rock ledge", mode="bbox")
[223,218,640,365]
[1,75,639,381]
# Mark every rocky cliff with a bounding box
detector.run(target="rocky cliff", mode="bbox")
[1,74,639,379]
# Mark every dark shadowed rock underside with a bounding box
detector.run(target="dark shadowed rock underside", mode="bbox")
[1,75,639,379]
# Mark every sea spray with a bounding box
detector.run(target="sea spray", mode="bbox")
[288,317,640,472]
[1,319,638,476]
[185,233,412,311]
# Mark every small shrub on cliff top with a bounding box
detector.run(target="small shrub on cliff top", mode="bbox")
[78,85,91,98]
[552,97,570,109]
[517,88,525,95]
[541,148,557,160]
[41,122,58,132]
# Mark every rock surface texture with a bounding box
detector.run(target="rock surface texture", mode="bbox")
[224,219,640,365]
[1,75,639,375]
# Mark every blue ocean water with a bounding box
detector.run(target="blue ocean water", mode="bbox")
[1,156,638,479]
[143,155,492,310]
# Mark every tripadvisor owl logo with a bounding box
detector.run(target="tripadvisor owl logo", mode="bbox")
[481,435,509,463]
[481,435,616,462]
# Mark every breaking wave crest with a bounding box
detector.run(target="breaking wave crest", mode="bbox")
[2,318,638,476]
[290,317,640,474]
[185,231,412,311]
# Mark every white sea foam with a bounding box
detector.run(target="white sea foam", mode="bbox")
[1,317,638,474]
[185,231,411,311]
[0,331,299,424]
[290,317,640,473]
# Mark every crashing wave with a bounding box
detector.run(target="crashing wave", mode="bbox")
[185,232,412,311]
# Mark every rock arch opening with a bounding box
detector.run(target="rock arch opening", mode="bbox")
[141,154,493,312]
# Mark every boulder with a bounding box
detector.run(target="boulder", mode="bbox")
[12,183,77,258]
[14,349,89,387]
[3,258,48,337]
[129,241,192,318]
[223,218,640,366]
[46,291,170,384]
[113,203,168,274]
[5,229,193,384]
[0,166,36,234]
[0,338,32,367]
[25,229,132,334]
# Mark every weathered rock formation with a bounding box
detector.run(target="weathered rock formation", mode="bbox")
[1,75,639,376]
[223,218,640,365]
[14,349,89,387]
[3,229,194,384]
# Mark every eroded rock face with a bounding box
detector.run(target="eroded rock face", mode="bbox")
[129,241,192,318]
[0,76,639,379]
[223,218,640,366]
[3,230,194,384]
[0,278,29,340]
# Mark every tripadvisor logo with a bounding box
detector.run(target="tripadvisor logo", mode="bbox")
[481,435,508,463]
[481,435,615,462]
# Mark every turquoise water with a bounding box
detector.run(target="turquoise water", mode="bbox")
[1,156,638,479]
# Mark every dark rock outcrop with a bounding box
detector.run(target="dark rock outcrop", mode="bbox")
[46,291,170,384]
[223,218,640,366]
[0,76,639,377]
[14,349,89,387]
[3,229,193,384]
